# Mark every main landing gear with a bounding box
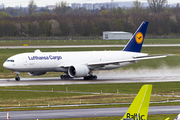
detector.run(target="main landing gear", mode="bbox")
[84,75,97,80]
[84,71,97,80]
[60,75,73,80]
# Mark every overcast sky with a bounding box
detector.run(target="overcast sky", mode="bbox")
[1,0,180,7]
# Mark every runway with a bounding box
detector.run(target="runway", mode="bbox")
[1,68,180,86]
[1,44,180,49]
[1,74,180,86]
[0,106,179,119]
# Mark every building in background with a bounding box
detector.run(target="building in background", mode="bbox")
[0,3,5,9]
[103,31,132,40]
[71,3,81,10]
[82,3,93,10]
[46,5,56,10]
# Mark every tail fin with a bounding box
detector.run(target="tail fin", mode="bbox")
[123,21,149,53]
[121,85,152,120]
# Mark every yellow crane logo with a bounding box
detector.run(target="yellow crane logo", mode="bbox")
[135,32,143,44]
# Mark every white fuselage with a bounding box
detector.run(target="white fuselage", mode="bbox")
[3,51,147,73]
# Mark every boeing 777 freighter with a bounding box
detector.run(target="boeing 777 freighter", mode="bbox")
[3,21,167,81]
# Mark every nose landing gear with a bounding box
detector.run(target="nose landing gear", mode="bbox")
[14,71,20,81]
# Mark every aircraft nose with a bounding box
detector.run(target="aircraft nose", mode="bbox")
[3,62,8,69]
[3,61,12,70]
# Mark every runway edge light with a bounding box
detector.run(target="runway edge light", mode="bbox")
[7,108,10,120]
[120,85,152,120]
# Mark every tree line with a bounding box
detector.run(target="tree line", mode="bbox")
[0,0,180,37]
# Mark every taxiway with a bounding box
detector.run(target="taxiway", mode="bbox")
[0,106,179,120]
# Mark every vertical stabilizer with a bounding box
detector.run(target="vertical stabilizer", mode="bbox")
[121,85,152,120]
[123,21,149,53]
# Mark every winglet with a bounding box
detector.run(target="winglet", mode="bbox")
[123,21,149,53]
[121,85,152,120]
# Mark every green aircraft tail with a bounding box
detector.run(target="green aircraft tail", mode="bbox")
[121,85,152,120]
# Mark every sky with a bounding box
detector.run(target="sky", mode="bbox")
[1,0,180,7]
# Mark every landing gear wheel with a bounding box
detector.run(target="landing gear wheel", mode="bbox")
[15,76,20,81]
[93,75,97,80]
[15,71,20,81]
[60,75,73,80]
[84,75,97,80]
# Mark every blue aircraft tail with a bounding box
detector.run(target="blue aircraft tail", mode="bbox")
[123,21,149,53]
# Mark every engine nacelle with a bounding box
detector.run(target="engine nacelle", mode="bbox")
[28,72,46,76]
[68,65,89,77]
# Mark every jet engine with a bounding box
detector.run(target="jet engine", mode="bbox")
[68,65,89,77]
[28,72,46,76]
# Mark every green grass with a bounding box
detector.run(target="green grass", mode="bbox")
[143,39,180,44]
[0,90,87,107]
[0,39,127,46]
[1,39,180,46]
[1,82,180,108]
[2,82,180,94]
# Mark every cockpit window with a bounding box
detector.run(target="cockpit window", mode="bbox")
[6,60,14,62]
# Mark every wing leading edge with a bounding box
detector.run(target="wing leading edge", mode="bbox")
[59,54,167,67]
[87,54,167,66]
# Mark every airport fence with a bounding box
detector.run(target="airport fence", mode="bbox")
[0,35,180,40]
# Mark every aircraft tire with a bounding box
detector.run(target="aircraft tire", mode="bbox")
[60,75,64,80]
[15,77,20,81]
[84,75,97,80]
[61,75,73,80]
[93,75,97,80]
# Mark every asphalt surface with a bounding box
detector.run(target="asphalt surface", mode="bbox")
[0,106,179,120]
[1,74,180,86]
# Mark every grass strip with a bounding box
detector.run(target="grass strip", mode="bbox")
[0,82,180,110]
[1,39,180,46]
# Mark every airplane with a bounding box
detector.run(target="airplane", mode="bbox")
[3,21,167,81]
[121,84,152,120]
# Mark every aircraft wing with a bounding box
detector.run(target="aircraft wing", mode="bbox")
[59,54,168,67]
[87,54,167,66]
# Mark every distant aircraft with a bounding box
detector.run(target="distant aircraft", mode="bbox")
[3,21,167,81]
[121,85,152,120]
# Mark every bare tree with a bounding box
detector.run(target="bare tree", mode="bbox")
[28,0,37,16]
[54,1,69,15]
[147,0,168,13]
[49,19,61,36]
[132,0,143,13]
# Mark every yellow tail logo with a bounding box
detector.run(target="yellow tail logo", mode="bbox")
[121,85,152,120]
